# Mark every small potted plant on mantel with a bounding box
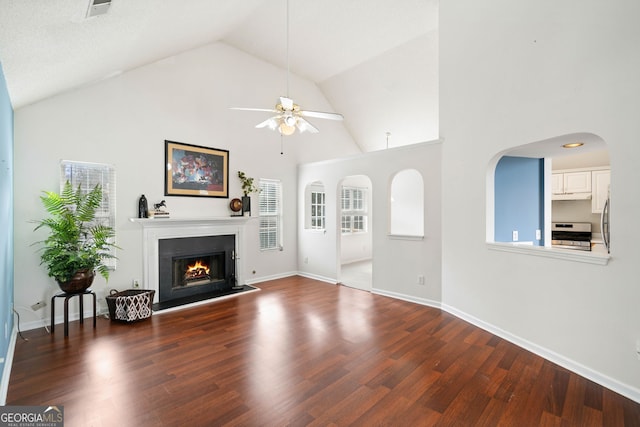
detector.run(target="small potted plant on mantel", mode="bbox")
[237,171,259,216]
[33,181,118,293]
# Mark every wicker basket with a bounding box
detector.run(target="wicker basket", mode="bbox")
[106,289,155,322]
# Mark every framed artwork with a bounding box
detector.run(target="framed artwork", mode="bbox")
[165,140,229,198]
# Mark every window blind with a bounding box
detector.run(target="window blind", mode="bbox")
[259,179,282,250]
[60,160,117,268]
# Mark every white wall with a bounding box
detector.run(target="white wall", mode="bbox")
[320,31,439,152]
[441,0,640,400]
[13,42,360,328]
[298,141,442,305]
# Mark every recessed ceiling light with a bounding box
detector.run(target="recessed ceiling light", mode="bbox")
[562,142,584,148]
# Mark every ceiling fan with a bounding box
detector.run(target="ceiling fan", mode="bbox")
[231,96,343,136]
[231,0,343,136]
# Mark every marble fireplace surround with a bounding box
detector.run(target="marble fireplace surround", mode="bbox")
[130,217,251,304]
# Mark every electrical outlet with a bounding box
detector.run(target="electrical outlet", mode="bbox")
[536,229,541,240]
[132,279,140,288]
[512,230,518,241]
[417,275,425,285]
[31,301,46,311]
[636,340,640,360]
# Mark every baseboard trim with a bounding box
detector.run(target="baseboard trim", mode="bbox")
[366,286,640,404]
[245,271,298,285]
[440,303,640,404]
[18,309,106,332]
[371,288,441,309]
[296,272,338,285]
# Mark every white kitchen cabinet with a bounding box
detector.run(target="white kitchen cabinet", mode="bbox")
[564,171,592,193]
[552,170,591,199]
[551,173,564,194]
[591,169,610,213]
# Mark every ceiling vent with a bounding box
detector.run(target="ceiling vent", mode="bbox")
[86,0,111,18]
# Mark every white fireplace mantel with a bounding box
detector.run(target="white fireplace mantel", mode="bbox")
[129,216,253,228]
[130,217,253,304]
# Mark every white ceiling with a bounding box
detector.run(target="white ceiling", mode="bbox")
[0,0,439,152]
[506,132,609,168]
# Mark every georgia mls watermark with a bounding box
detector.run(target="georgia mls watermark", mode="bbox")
[0,406,63,427]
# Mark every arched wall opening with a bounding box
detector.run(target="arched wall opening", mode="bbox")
[487,132,610,258]
[389,169,424,237]
[337,174,373,291]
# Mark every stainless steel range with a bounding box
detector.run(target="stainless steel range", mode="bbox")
[551,222,592,251]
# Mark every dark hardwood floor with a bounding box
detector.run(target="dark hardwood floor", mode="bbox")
[7,276,640,426]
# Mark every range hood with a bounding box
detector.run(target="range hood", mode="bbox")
[552,193,592,201]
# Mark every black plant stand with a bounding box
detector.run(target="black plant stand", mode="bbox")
[51,289,97,337]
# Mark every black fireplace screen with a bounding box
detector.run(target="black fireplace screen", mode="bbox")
[158,234,235,303]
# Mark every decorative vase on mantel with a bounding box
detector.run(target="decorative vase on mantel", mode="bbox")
[241,196,251,216]
[57,269,96,294]
[237,171,259,217]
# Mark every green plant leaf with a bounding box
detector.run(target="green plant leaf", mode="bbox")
[33,181,118,283]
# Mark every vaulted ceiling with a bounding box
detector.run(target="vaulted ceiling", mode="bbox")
[0,0,439,152]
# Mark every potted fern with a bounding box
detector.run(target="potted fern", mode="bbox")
[33,181,117,293]
[237,171,259,216]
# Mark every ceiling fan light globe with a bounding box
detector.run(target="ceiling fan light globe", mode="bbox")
[284,115,297,127]
[279,122,296,136]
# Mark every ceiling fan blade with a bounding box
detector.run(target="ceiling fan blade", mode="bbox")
[255,117,280,130]
[280,96,294,111]
[230,107,278,113]
[300,110,344,121]
[296,117,319,133]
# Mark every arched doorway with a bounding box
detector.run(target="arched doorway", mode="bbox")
[337,175,373,291]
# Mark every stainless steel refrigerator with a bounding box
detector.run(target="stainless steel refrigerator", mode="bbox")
[601,187,610,253]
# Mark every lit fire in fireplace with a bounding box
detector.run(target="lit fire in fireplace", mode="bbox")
[184,260,211,283]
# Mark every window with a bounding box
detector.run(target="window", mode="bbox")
[310,191,325,230]
[341,215,352,233]
[259,179,282,250]
[352,215,365,232]
[60,160,117,268]
[305,181,326,230]
[341,186,367,234]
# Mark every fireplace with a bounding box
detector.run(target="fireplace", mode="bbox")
[158,234,236,304]
[133,217,250,309]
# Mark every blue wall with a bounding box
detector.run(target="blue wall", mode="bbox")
[494,156,544,245]
[0,62,14,390]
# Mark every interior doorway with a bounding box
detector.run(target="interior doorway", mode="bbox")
[337,175,372,291]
